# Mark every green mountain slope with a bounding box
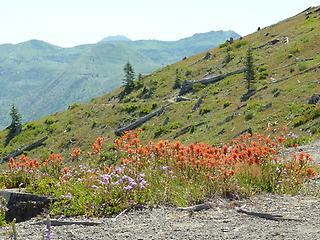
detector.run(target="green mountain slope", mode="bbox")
[0,31,239,129]
[0,7,319,160]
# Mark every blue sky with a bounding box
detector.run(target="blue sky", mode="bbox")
[0,0,319,47]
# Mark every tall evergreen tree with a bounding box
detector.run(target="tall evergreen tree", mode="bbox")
[5,104,22,145]
[9,104,22,131]
[173,69,181,89]
[244,48,255,92]
[122,62,135,94]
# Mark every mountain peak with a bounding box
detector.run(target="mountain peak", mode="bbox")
[100,35,132,42]
[17,39,61,50]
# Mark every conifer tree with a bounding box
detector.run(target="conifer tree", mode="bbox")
[173,69,181,89]
[244,48,255,92]
[122,62,135,94]
[5,104,22,145]
[9,104,22,131]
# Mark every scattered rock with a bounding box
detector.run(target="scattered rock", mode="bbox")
[192,98,204,111]
[226,37,234,44]
[260,102,273,111]
[63,138,76,149]
[163,117,169,126]
[308,94,320,104]
[203,52,212,60]
[7,194,320,239]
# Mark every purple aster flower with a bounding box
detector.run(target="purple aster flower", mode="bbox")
[139,179,148,189]
[115,166,125,174]
[100,174,111,185]
[123,185,133,191]
[66,193,72,200]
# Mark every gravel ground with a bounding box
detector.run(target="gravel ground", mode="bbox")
[1,194,320,240]
[0,139,319,240]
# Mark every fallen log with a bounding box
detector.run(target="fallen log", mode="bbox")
[232,128,253,139]
[179,64,264,96]
[173,126,192,139]
[295,57,314,62]
[173,122,205,139]
[192,98,204,111]
[115,105,170,136]
[240,86,268,102]
[179,68,246,95]
[1,136,48,162]
[272,63,320,84]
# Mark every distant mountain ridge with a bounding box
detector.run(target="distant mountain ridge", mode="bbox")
[0,30,240,129]
[100,35,132,42]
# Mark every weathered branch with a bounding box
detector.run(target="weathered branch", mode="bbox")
[236,208,301,221]
[36,219,103,226]
[177,203,213,212]
[1,136,48,162]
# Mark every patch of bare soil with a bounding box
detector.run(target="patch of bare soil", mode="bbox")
[1,194,320,240]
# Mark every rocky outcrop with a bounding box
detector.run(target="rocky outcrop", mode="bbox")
[0,189,54,222]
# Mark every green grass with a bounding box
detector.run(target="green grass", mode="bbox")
[0,7,319,159]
